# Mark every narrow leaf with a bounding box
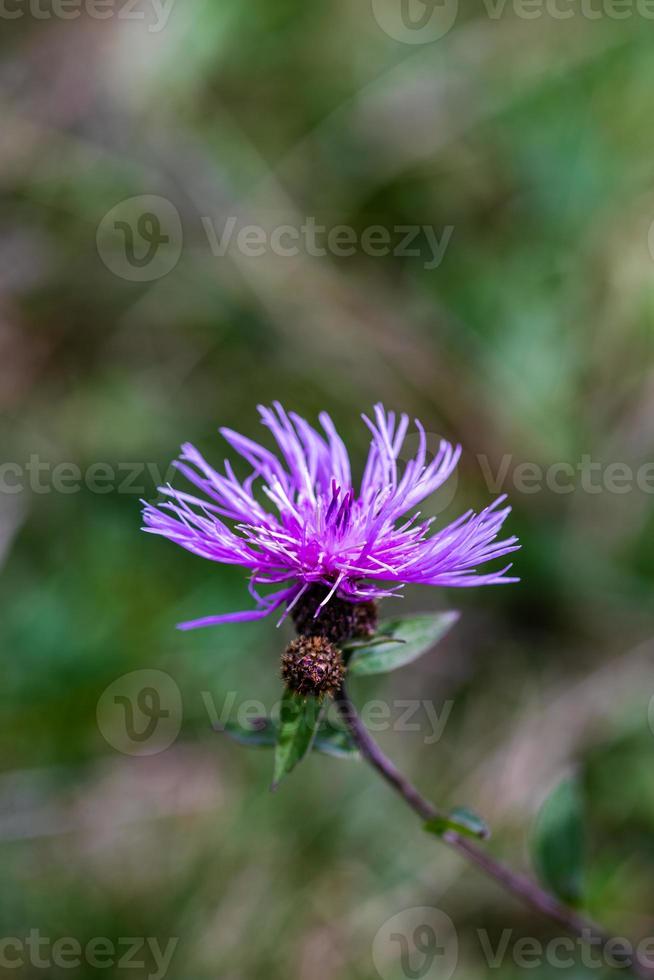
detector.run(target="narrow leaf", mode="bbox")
[532,776,584,906]
[425,806,490,840]
[346,612,459,676]
[272,690,323,789]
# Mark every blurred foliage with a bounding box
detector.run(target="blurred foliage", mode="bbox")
[1,2,654,978]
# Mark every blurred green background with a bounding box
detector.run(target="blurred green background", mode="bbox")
[2,1,654,977]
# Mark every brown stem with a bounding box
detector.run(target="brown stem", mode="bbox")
[335,682,653,980]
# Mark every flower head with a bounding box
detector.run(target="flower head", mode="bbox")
[142,404,519,630]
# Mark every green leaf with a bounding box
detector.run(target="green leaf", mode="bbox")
[272,690,323,789]
[425,806,490,840]
[346,612,459,676]
[532,776,584,906]
[220,715,358,759]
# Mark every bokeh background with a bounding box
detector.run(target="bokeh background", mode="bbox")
[2,2,654,977]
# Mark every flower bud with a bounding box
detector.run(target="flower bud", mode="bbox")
[281,635,345,698]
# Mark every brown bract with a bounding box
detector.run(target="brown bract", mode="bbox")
[291,585,378,644]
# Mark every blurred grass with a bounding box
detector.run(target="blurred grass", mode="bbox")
[1,2,654,978]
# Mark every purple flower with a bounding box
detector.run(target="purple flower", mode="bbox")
[142,404,519,630]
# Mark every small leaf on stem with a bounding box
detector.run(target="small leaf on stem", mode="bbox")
[425,806,490,840]
[345,612,459,676]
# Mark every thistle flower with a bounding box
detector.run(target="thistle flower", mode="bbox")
[142,404,519,630]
